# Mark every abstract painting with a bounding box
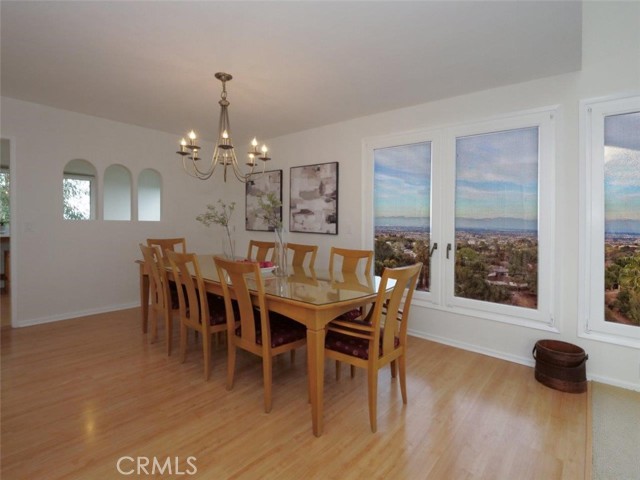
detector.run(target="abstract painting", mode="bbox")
[245,169,282,231]
[290,162,338,234]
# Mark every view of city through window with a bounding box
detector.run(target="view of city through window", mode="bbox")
[454,127,539,309]
[374,126,541,310]
[604,111,640,327]
[374,142,431,291]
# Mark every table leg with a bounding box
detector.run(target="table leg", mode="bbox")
[139,264,149,333]
[306,327,325,437]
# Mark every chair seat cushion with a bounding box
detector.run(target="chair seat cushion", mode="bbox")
[236,311,306,348]
[325,329,398,360]
[206,293,227,326]
[264,314,307,347]
[334,308,362,322]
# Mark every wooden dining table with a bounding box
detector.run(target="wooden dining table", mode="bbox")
[137,254,390,437]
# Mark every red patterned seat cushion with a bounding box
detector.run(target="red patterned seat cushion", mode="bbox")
[235,310,306,348]
[263,314,307,347]
[325,329,399,360]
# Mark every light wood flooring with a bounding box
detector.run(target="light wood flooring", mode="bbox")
[1,308,588,479]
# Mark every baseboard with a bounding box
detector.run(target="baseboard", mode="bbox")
[409,329,640,392]
[408,328,535,368]
[587,374,640,392]
[14,302,139,328]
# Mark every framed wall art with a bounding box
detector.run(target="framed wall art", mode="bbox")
[245,169,282,231]
[290,162,338,234]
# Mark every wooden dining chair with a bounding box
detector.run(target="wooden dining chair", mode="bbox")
[214,256,307,413]
[286,242,318,268]
[166,251,227,381]
[247,240,275,262]
[329,247,375,334]
[147,237,187,256]
[329,247,373,276]
[324,262,422,432]
[139,243,179,354]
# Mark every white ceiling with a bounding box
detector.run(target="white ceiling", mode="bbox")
[1,1,582,146]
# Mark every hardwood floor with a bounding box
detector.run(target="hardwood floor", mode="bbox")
[1,308,588,479]
[1,292,11,328]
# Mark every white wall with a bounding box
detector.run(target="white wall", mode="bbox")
[1,97,230,325]
[2,2,638,388]
[227,2,639,389]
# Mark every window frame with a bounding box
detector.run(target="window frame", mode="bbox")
[364,106,558,331]
[364,128,443,308]
[442,108,557,329]
[579,94,640,348]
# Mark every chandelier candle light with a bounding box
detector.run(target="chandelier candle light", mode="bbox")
[176,72,271,183]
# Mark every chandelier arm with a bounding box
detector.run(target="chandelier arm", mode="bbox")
[190,146,220,178]
[183,157,216,180]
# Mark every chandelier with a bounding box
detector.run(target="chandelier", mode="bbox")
[176,72,271,183]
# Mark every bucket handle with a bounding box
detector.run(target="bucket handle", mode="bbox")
[532,345,589,366]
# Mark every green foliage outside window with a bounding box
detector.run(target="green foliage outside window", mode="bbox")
[605,251,640,326]
[0,172,9,225]
[63,178,91,220]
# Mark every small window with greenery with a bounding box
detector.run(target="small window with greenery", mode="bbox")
[63,159,97,220]
[0,169,9,229]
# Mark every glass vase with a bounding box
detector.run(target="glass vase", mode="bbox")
[273,226,287,276]
[222,226,236,259]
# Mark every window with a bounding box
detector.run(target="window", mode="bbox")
[104,164,132,221]
[367,107,556,329]
[0,169,9,228]
[367,130,441,305]
[580,95,640,347]
[453,127,539,310]
[137,169,161,221]
[374,141,432,292]
[63,159,96,220]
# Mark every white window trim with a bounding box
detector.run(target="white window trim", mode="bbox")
[364,106,558,332]
[579,93,640,348]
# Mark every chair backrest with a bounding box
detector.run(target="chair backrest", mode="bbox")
[286,243,318,268]
[247,240,275,263]
[329,247,373,275]
[369,262,422,358]
[147,238,187,256]
[139,243,167,308]
[214,257,269,348]
[165,251,209,332]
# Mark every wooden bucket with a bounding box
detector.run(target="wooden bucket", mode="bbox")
[533,340,588,394]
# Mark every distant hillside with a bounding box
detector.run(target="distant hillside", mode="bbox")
[455,217,537,232]
[605,219,640,235]
[375,216,538,231]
